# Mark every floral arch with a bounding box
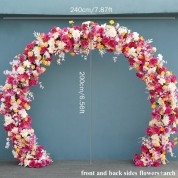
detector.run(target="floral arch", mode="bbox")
[0,20,178,168]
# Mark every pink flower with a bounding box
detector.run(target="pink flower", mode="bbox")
[171,75,176,83]
[134,153,141,161]
[150,57,158,66]
[150,97,155,104]
[51,26,57,33]
[135,160,144,167]
[165,107,172,115]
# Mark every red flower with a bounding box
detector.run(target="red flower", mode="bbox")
[81,40,89,47]
[135,160,144,167]
[102,37,109,44]
[150,97,155,104]
[165,107,172,115]
[134,153,141,161]
[4,123,15,131]
[141,145,149,153]
[128,58,135,66]
[150,57,158,66]
[136,72,143,79]
[97,27,104,35]
[153,161,161,167]
[26,43,35,50]
[108,39,118,48]
[81,24,88,30]
[51,26,57,33]
[146,128,152,136]
[28,56,36,63]
[171,75,176,83]
[40,47,48,54]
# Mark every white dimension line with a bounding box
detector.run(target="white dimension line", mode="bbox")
[89,26,93,165]
[2,16,176,20]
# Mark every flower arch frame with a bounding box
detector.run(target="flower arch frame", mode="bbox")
[0,20,178,168]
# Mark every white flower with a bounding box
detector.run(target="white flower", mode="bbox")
[19,109,28,118]
[12,150,18,158]
[10,103,18,111]
[24,159,30,167]
[158,78,166,85]
[48,38,55,46]
[128,47,137,57]
[23,60,31,68]
[72,29,81,40]
[11,127,18,134]
[33,47,40,56]
[151,134,160,147]
[105,26,117,38]
[21,129,29,137]
[4,114,14,126]
[118,26,128,34]
[158,54,163,61]
[44,51,50,58]
[17,66,25,74]
[168,83,176,92]
[133,32,139,41]
[57,41,66,50]
[53,32,59,39]
[147,67,156,74]
[158,97,164,106]
[162,115,169,126]
[161,134,169,145]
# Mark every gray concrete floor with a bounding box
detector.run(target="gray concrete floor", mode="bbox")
[0,160,177,178]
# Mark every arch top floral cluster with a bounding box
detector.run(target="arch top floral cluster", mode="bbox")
[0,20,178,168]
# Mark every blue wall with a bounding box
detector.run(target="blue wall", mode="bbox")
[0,17,178,161]
[0,0,178,15]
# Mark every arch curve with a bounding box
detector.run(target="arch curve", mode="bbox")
[0,21,178,168]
